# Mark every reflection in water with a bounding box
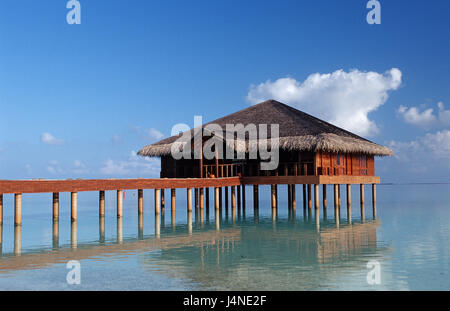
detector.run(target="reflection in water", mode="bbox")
[0,208,384,290]
[14,225,21,256]
[52,221,59,249]
[71,221,77,249]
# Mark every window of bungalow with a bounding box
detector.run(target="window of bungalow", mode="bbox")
[336,153,341,166]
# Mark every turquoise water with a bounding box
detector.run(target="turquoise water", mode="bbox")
[0,184,449,290]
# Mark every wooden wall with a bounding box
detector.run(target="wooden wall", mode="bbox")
[314,152,375,176]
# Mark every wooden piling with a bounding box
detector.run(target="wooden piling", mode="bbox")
[338,184,341,207]
[99,190,105,217]
[307,184,312,210]
[99,216,105,243]
[271,184,277,209]
[372,184,377,219]
[347,184,351,221]
[231,186,236,209]
[71,192,77,223]
[225,187,229,209]
[253,185,259,209]
[219,187,222,208]
[200,188,204,210]
[323,185,327,209]
[195,188,199,209]
[52,192,59,221]
[171,188,176,212]
[138,189,143,215]
[214,187,220,210]
[237,185,241,209]
[161,189,165,210]
[186,188,192,212]
[205,188,210,209]
[0,194,3,225]
[242,185,246,210]
[155,188,161,215]
[303,184,306,209]
[14,193,22,226]
[288,184,292,209]
[334,184,338,208]
[116,190,123,218]
[291,184,296,211]
[314,184,319,209]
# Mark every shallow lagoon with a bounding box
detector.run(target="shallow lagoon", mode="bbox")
[0,184,449,290]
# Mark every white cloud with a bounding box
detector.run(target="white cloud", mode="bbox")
[41,132,64,145]
[100,150,160,176]
[47,160,64,174]
[247,68,402,137]
[147,128,164,140]
[389,129,450,165]
[397,101,450,129]
[73,160,89,174]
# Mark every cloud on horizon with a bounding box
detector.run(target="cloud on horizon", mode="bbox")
[100,150,160,176]
[397,101,450,129]
[246,68,402,137]
[41,132,64,145]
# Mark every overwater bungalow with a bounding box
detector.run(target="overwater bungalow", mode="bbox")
[138,100,393,180]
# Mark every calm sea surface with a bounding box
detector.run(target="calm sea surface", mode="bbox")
[0,184,449,290]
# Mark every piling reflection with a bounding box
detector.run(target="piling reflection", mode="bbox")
[14,225,21,256]
[99,216,105,244]
[0,209,385,291]
[52,221,59,249]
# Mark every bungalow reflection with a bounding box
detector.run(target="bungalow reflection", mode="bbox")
[0,214,387,290]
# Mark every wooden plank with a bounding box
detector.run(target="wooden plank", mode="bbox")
[0,175,380,195]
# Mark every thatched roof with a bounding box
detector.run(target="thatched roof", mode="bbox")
[138,100,393,157]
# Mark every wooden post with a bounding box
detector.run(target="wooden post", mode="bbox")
[338,184,341,207]
[291,184,296,211]
[52,192,59,221]
[271,184,277,209]
[219,187,222,208]
[0,194,3,225]
[161,189,165,210]
[186,188,192,212]
[71,192,77,222]
[215,187,220,210]
[372,184,377,219]
[347,184,351,221]
[225,186,229,209]
[242,185,246,210]
[323,185,327,208]
[288,184,292,209]
[155,189,161,215]
[360,184,365,206]
[231,186,236,209]
[303,184,306,209]
[99,190,105,217]
[253,185,259,209]
[200,188,204,209]
[15,193,22,226]
[307,184,312,210]
[205,188,209,209]
[360,184,365,221]
[314,184,319,209]
[138,189,143,215]
[99,216,105,243]
[117,190,123,218]
[334,184,338,208]
[195,188,199,209]
[237,185,241,209]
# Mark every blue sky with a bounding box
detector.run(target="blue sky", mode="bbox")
[0,0,449,183]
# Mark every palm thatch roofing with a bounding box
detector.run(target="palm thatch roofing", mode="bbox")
[138,100,393,157]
